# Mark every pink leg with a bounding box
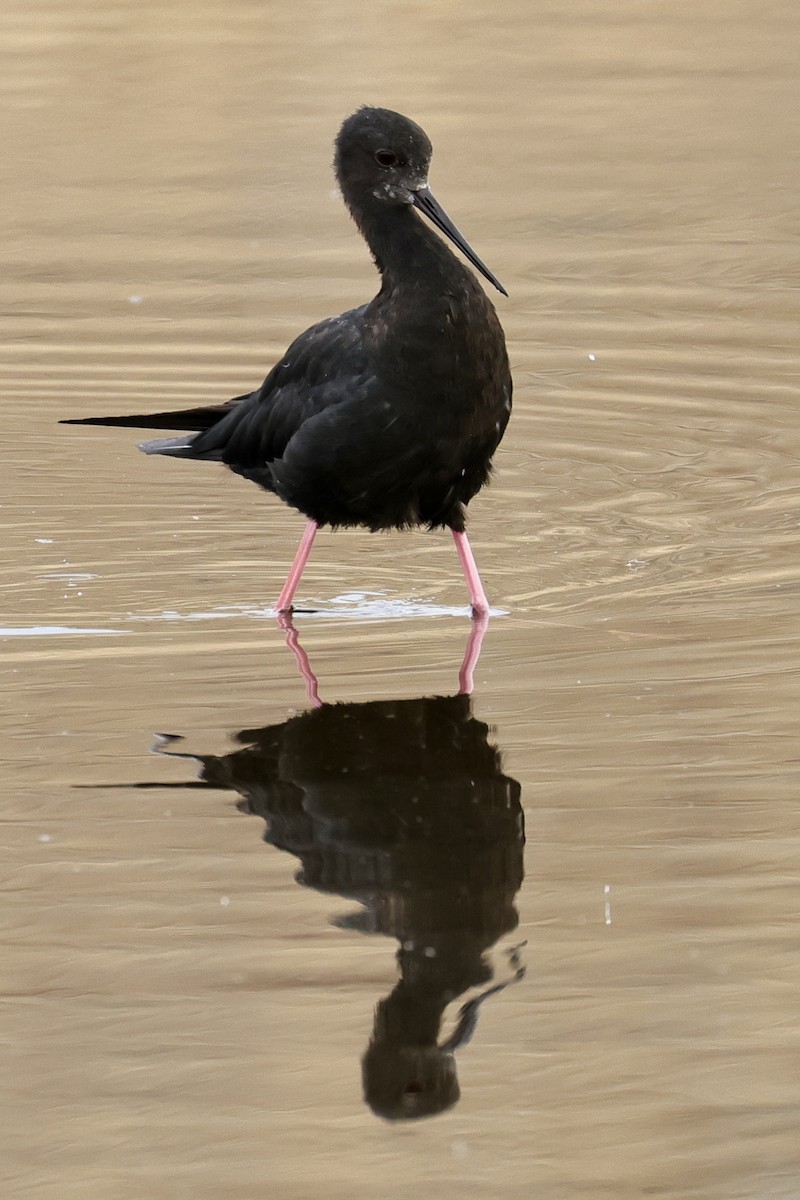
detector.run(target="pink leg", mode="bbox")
[277,613,323,708]
[275,519,318,613]
[458,612,489,695]
[452,529,490,617]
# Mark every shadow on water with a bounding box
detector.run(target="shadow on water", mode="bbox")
[131,623,526,1121]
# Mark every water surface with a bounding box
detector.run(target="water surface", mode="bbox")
[3,2,800,1197]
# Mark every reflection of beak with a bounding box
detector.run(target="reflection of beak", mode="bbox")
[411,186,508,297]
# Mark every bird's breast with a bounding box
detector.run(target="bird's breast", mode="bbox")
[364,288,509,407]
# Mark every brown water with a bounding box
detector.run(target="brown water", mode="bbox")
[3,1,800,1196]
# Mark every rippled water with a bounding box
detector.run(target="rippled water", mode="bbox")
[3,2,800,1197]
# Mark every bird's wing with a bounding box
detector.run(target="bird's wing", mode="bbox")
[60,394,252,432]
[190,305,372,467]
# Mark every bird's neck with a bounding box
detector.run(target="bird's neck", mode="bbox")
[355,204,478,301]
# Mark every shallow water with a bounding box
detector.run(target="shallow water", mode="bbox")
[3,1,800,1196]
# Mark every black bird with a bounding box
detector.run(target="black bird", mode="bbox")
[63,107,512,615]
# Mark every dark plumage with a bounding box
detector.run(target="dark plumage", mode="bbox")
[62,107,512,614]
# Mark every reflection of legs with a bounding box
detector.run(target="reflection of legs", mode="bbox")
[277,613,323,707]
[458,612,489,695]
[275,519,318,613]
[452,530,489,617]
[279,609,486,703]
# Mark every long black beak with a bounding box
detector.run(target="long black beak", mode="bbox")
[411,186,508,297]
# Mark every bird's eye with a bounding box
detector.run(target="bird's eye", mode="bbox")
[374,149,399,167]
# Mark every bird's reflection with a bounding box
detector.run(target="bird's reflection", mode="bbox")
[157,688,524,1120]
[279,610,490,705]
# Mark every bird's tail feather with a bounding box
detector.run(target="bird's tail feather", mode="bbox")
[139,435,199,457]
